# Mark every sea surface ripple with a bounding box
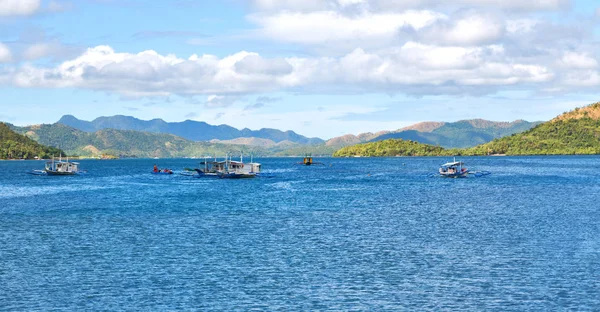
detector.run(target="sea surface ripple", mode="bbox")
[1,157,599,310]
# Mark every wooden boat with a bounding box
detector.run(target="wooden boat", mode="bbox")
[298,154,324,166]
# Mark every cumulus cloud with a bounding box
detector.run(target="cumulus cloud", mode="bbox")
[559,52,598,69]
[0,43,12,62]
[0,44,571,97]
[235,55,293,76]
[0,0,40,16]
[411,11,504,46]
[21,42,79,61]
[250,10,444,47]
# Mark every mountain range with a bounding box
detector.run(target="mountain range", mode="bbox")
[11,123,277,158]
[0,113,549,159]
[326,119,542,149]
[58,115,324,145]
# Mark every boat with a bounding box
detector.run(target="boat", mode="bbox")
[439,158,469,178]
[152,164,173,174]
[297,154,324,166]
[151,169,173,175]
[29,156,84,176]
[215,154,261,179]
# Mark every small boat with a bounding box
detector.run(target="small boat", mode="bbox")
[152,164,173,175]
[297,154,324,166]
[151,169,173,175]
[439,158,469,178]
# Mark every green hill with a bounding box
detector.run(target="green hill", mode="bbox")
[334,102,600,157]
[369,119,541,148]
[464,102,600,155]
[333,139,451,157]
[0,123,64,159]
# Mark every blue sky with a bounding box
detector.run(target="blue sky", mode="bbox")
[1,0,600,139]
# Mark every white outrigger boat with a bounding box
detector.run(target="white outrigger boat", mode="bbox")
[191,154,261,179]
[439,158,469,178]
[29,155,84,176]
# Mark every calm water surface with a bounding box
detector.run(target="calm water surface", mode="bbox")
[1,157,599,310]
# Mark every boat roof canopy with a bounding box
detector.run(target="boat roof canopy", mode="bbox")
[441,161,464,167]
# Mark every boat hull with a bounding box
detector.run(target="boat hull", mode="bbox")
[439,171,469,178]
[45,170,77,176]
[218,172,257,179]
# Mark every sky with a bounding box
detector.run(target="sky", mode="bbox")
[1,0,600,139]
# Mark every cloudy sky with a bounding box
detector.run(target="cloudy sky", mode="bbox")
[1,0,599,138]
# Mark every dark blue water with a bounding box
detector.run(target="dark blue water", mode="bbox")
[1,157,599,310]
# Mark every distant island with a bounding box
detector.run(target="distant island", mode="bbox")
[334,102,600,157]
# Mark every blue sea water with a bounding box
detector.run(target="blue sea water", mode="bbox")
[0,156,599,311]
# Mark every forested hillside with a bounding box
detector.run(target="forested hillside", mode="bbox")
[0,123,64,159]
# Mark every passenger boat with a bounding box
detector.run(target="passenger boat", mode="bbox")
[439,158,469,178]
[212,154,262,179]
[29,156,83,176]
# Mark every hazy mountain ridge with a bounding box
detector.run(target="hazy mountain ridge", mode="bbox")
[58,115,324,145]
[327,119,542,149]
[14,123,271,158]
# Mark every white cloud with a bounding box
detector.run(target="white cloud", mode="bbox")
[235,55,293,76]
[1,44,563,98]
[0,0,40,16]
[250,10,444,46]
[563,70,600,87]
[559,52,598,69]
[413,11,504,46]
[22,43,61,60]
[0,43,12,63]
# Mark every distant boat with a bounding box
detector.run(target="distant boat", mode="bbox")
[152,165,173,175]
[439,158,469,178]
[151,169,173,175]
[297,154,324,166]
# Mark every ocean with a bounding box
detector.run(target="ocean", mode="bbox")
[1,156,599,310]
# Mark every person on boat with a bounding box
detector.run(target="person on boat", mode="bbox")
[153,165,158,173]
